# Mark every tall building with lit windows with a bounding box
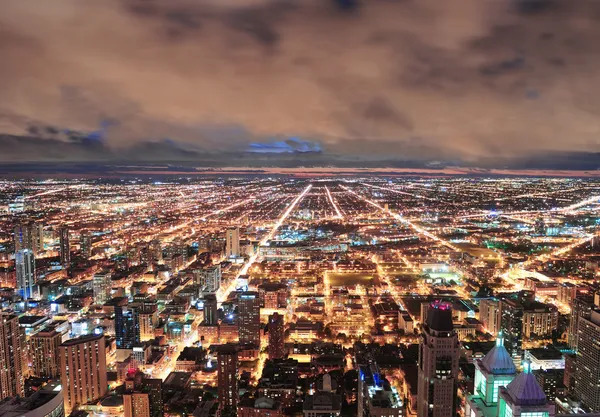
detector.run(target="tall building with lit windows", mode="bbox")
[574,309,600,412]
[267,312,285,360]
[238,292,261,346]
[497,361,555,417]
[80,230,92,259]
[60,334,107,413]
[225,227,240,258]
[59,227,70,267]
[203,294,218,326]
[15,248,35,299]
[216,344,239,411]
[479,299,500,335]
[197,265,221,294]
[30,329,62,378]
[14,222,44,255]
[417,301,460,417]
[93,271,112,305]
[568,295,594,351]
[0,314,25,400]
[466,332,517,417]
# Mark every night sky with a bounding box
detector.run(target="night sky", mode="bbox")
[1,0,600,168]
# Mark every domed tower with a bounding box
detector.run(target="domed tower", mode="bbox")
[497,360,555,417]
[466,332,517,417]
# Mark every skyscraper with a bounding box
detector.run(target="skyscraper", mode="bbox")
[466,333,517,417]
[568,295,594,350]
[60,334,107,413]
[109,298,139,349]
[81,230,92,259]
[198,265,221,294]
[238,292,261,346]
[123,370,163,417]
[138,303,159,342]
[0,314,25,400]
[217,344,239,411]
[574,309,600,412]
[497,361,555,417]
[225,227,240,258]
[500,292,558,364]
[30,329,61,378]
[499,297,525,364]
[479,298,500,335]
[268,312,285,360]
[417,301,460,417]
[93,271,112,305]
[204,294,219,326]
[14,222,43,255]
[15,249,35,299]
[59,227,70,267]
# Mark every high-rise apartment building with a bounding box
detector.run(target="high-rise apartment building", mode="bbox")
[15,249,35,299]
[217,344,239,411]
[479,298,500,335]
[80,230,92,259]
[238,292,261,346]
[417,301,460,417]
[268,312,285,360]
[568,295,594,350]
[0,314,25,400]
[123,370,163,417]
[197,265,221,294]
[500,297,525,363]
[203,294,219,326]
[225,227,240,258]
[60,334,107,413]
[30,329,61,378]
[574,309,600,412]
[59,227,70,267]
[105,297,139,349]
[499,292,556,364]
[115,299,140,349]
[93,271,112,305]
[14,222,44,255]
[138,303,158,341]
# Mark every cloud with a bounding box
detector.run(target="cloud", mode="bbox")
[0,0,600,165]
[248,137,322,153]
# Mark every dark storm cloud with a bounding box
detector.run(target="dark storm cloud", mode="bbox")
[1,0,600,165]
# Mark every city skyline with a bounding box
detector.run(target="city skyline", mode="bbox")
[2,0,600,415]
[0,177,599,415]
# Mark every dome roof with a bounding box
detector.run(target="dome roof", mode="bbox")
[505,361,547,406]
[481,333,517,375]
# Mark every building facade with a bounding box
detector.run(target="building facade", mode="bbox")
[574,310,600,412]
[30,329,62,378]
[497,361,555,417]
[0,314,25,400]
[58,227,70,267]
[225,227,240,258]
[59,334,107,413]
[268,313,285,360]
[238,292,261,346]
[417,302,460,417]
[217,344,239,411]
[16,249,36,299]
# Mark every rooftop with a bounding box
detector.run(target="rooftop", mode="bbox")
[504,361,547,406]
